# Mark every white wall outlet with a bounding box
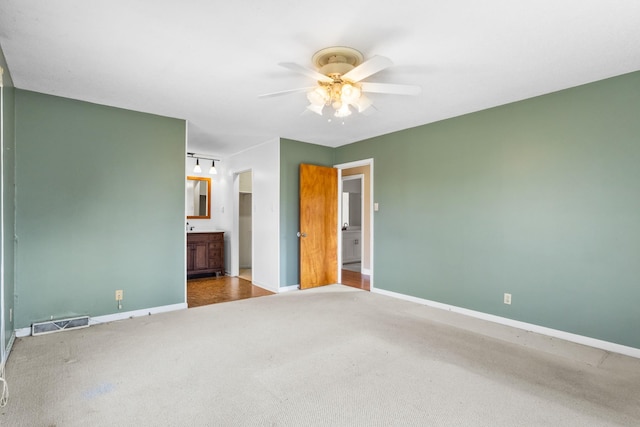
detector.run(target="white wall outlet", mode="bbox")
[9,308,12,322]
[115,290,124,301]
[374,202,379,211]
[504,293,512,305]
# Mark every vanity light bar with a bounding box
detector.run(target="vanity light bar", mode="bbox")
[187,152,220,162]
[188,152,220,175]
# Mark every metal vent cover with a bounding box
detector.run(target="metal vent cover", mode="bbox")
[31,316,90,336]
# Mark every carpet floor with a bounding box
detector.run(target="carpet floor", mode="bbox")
[2,285,639,426]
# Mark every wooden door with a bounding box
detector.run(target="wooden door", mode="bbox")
[299,164,338,289]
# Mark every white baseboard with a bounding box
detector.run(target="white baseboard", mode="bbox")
[372,288,640,360]
[278,284,299,293]
[15,303,188,337]
[15,327,31,338]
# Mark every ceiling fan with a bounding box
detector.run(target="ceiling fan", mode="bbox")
[259,46,421,118]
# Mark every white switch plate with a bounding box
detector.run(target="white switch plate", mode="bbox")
[504,293,512,305]
[374,202,379,211]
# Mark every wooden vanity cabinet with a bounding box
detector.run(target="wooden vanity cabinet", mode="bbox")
[187,232,224,277]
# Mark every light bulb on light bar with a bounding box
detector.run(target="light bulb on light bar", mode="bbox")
[193,158,202,173]
[209,160,217,175]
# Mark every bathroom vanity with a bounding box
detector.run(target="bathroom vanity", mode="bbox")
[342,229,361,264]
[187,231,224,277]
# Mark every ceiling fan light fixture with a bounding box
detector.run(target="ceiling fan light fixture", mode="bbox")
[263,46,420,120]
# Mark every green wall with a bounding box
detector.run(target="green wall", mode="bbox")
[1,45,16,356]
[279,138,334,287]
[335,71,640,349]
[14,90,186,328]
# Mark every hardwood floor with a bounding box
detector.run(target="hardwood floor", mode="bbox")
[188,269,369,308]
[187,275,274,308]
[238,268,252,281]
[340,269,370,291]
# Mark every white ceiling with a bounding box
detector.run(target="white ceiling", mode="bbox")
[1,1,639,158]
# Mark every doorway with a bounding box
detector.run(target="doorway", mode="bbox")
[336,160,373,291]
[238,171,252,281]
[341,175,363,273]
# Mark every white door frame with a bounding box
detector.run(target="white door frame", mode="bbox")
[334,158,374,290]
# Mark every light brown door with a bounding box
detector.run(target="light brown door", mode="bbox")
[299,163,338,289]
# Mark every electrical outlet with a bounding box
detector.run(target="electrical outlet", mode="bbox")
[9,308,12,322]
[115,290,123,301]
[504,293,512,305]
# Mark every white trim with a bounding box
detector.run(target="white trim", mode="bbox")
[334,159,373,170]
[362,268,371,275]
[89,303,187,326]
[278,284,299,293]
[15,327,31,338]
[15,303,188,337]
[373,287,640,359]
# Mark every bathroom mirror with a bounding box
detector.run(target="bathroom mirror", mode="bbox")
[186,176,211,219]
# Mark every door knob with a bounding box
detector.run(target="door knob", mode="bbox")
[297,232,307,238]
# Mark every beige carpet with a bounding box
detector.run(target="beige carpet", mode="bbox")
[2,285,639,426]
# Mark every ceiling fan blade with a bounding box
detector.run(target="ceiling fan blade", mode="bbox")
[360,82,422,96]
[361,104,378,116]
[278,62,333,83]
[258,87,315,98]
[342,56,393,82]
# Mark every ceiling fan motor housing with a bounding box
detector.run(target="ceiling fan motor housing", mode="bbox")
[320,62,354,78]
[313,46,363,79]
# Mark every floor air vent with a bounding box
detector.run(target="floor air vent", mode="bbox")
[32,316,90,336]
